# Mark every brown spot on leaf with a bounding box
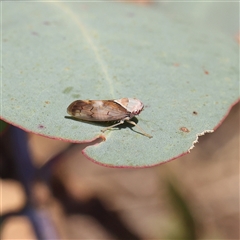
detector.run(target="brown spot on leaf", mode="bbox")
[31,31,39,36]
[236,32,240,44]
[43,21,51,26]
[38,124,45,129]
[193,111,198,115]
[99,134,106,141]
[180,127,190,133]
[127,0,153,5]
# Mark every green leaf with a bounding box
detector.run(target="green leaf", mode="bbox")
[1,2,239,167]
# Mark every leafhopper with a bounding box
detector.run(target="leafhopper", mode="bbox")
[67,98,152,138]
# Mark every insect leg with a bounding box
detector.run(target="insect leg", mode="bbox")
[126,120,153,138]
[101,120,125,133]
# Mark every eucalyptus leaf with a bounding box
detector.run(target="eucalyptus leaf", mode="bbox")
[1,2,239,167]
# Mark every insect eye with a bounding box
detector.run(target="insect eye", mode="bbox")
[134,110,141,115]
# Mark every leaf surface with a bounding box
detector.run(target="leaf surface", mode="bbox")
[1,2,239,167]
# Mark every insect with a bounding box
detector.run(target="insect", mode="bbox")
[67,98,152,138]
